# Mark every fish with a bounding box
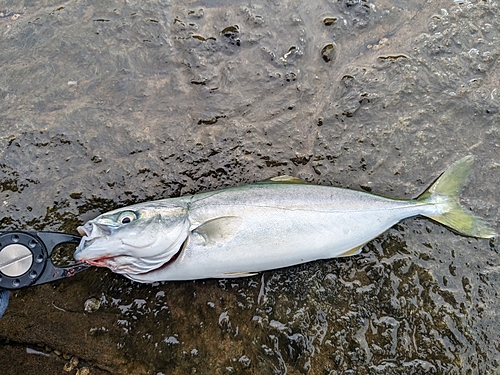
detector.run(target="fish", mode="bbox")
[74,156,496,283]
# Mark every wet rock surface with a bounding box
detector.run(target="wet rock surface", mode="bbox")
[0,0,499,374]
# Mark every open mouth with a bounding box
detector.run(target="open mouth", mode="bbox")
[74,234,99,257]
[77,222,112,237]
[77,224,91,237]
[80,237,98,250]
[76,222,109,252]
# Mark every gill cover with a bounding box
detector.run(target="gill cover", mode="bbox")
[74,204,191,271]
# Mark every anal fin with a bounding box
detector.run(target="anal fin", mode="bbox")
[337,245,364,258]
[222,271,259,278]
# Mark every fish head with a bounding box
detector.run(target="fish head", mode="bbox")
[74,202,190,279]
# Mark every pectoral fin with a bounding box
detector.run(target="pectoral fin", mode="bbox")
[192,216,242,246]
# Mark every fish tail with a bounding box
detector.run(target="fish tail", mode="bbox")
[417,155,496,238]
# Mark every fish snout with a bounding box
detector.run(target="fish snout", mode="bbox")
[77,222,111,238]
[77,224,89,236]
[74,221,113,261]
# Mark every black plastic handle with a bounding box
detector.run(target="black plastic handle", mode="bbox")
[0,231,90,290]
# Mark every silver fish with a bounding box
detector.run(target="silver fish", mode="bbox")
[74,156,496,283]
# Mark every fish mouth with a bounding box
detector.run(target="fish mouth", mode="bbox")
[77,222,112,237]
[75,223,112,263]
[76,221,113,253]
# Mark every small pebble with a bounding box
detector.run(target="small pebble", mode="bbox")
[84,298,101,313]
[63,362,74,372]
[77,367,90,375]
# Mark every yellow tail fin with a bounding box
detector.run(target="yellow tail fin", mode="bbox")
[418,156,496,238]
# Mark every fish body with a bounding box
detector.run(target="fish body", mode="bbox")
[74,156,496,283]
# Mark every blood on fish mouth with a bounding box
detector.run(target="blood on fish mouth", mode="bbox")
[84,250,182,275]
[86,257,113,268]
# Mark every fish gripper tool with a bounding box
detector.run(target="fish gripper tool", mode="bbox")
[0,231,90,290]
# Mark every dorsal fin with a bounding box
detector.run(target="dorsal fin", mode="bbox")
[261,175,309,184]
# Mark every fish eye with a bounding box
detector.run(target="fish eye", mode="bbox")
[118,211,137,225]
